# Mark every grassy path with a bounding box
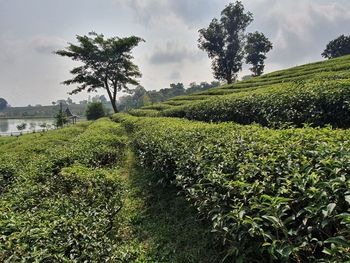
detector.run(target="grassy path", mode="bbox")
[114,150,225,262]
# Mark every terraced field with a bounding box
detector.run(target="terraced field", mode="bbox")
[112,55,350,262]
[131,55,350,128]
[2,56,350,262]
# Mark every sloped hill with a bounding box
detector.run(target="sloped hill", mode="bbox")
[131,55,350,128]
[111,55,350,262]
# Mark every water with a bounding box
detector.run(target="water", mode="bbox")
[0,118,55,136]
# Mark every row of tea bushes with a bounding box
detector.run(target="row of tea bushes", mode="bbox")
[0,119,128,261]
[161,79,350,128]
[129,56,350,128]
[113,113,350,262]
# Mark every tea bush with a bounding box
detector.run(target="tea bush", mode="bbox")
[129,55,350,128]
[113,113,350,262]
[162,79,350,128]
[0,119,128,261]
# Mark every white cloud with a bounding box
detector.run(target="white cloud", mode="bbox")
[30,36,66,54]
[149,41,203,65]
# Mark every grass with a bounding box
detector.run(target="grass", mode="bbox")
[112,113,350,262]
[1,119,226,262]
[113,150,225,262]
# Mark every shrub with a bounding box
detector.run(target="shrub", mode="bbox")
[162,79,350,128]
[114,114,350,262]
[0,119,127,261]
[130,55,350,128]
[85,101,106,120]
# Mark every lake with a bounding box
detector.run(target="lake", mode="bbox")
[0,118,55,136]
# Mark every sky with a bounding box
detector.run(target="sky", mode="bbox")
[0,0,349,106]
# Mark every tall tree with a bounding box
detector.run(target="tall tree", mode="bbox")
[245,31,273,76]
[322,35,350,59]
[198,1,253,84]
[56,32,144,113]
[0,98,8,110]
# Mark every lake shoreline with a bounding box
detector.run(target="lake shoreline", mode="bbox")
[0,118,56,135]
[0,116,54,120]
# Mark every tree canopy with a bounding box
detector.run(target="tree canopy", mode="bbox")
[322,35,350,59]
[117,81,219,112]
[198,1,253,84]
[85,101,106,120]
[56,32,144,113]
[245,31,273,76]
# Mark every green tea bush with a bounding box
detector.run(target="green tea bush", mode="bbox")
[0,119,128,261]
[114,114,350,262]
[162,79,350,128]
[130,56,350,128]
[129,108,160,117]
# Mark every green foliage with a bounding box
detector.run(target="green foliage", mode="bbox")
[162,79,350,128]
[85,101,106,120]
[117,82,219,112]
[131,55,350,128]
[56,32,144,113]
[0,119,128,261]
[113,152,225,262]
[198,1,253,83]
[245,31,273,76]
[54,108,68,127]
[113,114,350,262]
[322,34,350,59]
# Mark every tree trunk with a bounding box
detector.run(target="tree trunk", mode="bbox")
[226,75,233,84]
[111,100,118,113]
[104,80,118,113]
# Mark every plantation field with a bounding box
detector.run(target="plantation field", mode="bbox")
[2,56,350,262]
[0,119,223,262]
[112,113,350,262]
[131,55,350,128]
[0,119,129,261]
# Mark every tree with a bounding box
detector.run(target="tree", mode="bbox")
[142,93,152,106]
[198,1,253,84]
[169,83,185,97]
[322,35,350,59]
[85,102,106,120]
[54,104,68,127]
[0,98,8,110]
[245,32,273,76]
[56,32,144,113]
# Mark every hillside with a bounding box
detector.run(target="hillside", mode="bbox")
[131,55,350,128]
[1,57,350,262]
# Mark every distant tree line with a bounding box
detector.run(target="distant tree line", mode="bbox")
[0,98,8,110]
[117,81,220,112]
